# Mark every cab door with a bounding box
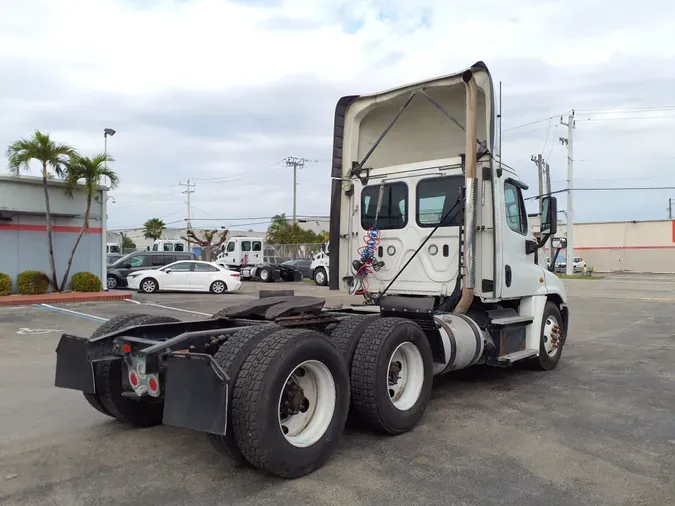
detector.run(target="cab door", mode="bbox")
[499,175,544,299]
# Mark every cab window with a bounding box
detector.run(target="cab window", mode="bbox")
[416,176,463,227]
[241,241,251,252]
[226,241,235,252]
[361,182,408,230]
[252,241,262,252]
[504,181,527,235]
[174,243,184,251]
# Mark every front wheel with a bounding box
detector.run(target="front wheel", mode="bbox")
[528,301,565,371]
[231,328,350,478]
[314,268,327,286]
[139,277,158,293]
[106,275,118,289]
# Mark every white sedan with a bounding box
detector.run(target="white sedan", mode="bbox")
[126,260,242,294]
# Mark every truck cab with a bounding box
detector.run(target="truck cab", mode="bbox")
[329,61,567,368]
[310,242,330,286]
[217,236,264,269]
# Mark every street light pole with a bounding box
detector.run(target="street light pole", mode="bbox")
[103,128,116,187]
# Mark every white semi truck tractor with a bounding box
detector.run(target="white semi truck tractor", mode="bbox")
[55,61,568,480]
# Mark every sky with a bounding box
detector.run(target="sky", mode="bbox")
[2,0,675,232]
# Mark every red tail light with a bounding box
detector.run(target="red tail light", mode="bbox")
[231,273,240,278]
[129,371,139,387]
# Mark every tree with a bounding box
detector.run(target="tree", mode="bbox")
[6,130,78,290]
[143,218,166,240]
[121,233,136,250]
[181,229,229,260]
[61,153,119,290]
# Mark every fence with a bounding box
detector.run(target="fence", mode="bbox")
[266,243,325,261]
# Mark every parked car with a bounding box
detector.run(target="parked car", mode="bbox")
[126,260,242,294]
[282,259,313,279]
[556,256,586,274]
[106,251,196,289]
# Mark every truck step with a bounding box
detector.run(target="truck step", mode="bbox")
[490,316,534,326]
[497,349,539,364]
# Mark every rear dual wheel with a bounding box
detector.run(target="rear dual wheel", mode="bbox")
[85,313,180,426]
[209,328,350,478]
[330,316,433,435]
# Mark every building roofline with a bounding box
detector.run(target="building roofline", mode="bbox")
[0,174,107,191]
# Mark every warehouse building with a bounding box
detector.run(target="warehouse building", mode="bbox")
[534,217,675,273]
[0,175,107,292]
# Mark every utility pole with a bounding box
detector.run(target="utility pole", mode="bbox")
[560,110,575,276]
[179,178,195,230]
[545,161,553,266]
[531,153,544,216]
[669,198,674,220]
[283,157,310,226]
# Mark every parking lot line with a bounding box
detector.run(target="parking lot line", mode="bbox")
[125,299,142,305]
[141,302,213,317]
[35,303,109,322]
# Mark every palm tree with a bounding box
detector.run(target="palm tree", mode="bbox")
[143,218,166,240]
[121,233,136,250]
[6,130,78,289]
[61,153,119,291]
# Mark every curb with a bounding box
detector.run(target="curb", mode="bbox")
[0,291,133,307]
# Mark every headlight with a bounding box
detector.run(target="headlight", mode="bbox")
[127,273,141,279]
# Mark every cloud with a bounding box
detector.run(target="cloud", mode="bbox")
[1,0,675,231]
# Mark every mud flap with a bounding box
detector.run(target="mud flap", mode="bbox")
[162,352,229,435]
[54,334,96,394]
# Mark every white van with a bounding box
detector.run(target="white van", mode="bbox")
[151,239,188,252]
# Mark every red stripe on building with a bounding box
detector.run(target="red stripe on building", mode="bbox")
[672,220,675,243]
[576,245,675,251]
[0,224,102,234]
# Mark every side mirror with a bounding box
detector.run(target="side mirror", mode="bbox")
[165,268,172,273]
[540,196,557,235]
[551,237,567,249]
[321,243,326,253]
[123,263,132,269]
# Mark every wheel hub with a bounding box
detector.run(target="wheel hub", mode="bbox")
[280,377,308,418]
[388,360,402,386]
[277,360,336,448]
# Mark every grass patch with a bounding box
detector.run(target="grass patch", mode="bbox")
[557,274,605,280]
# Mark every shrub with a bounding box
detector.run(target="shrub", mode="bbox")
[70,272,102,292]
[0,273,11,296]
[17,270,50,295]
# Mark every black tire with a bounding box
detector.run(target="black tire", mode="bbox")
[259,267,274,283]
[96,315,180,427]
[329,315,379,371]
[528,301,565,371]
[314,268,327,286]
[232,329,350,478]
[106,275,119,290]
[350,317,433,435]
[210,280,227,294]
[206,324,282,465]
[139,277,158,293]
[83,313,153,417]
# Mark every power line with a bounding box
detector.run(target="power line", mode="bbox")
[501,113,567,133]
[576,105,675,114]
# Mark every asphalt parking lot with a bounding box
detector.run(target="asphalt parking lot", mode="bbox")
[1,276,674,505]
